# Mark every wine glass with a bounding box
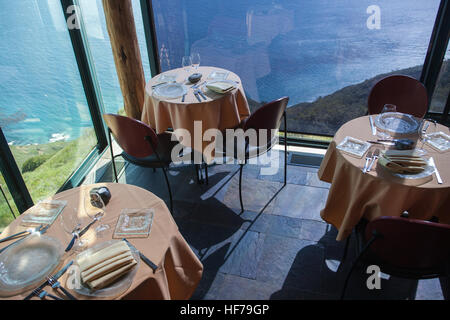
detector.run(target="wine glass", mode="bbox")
[382,104,397,114]
[191,53,200,70]
[416,118,437,155]
[84,191,110,236]
[60,208,87,252]
[377,104,397,139]
[182,56,192,73]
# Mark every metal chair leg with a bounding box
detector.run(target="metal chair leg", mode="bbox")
[284,112,287,186]
[338,234,351,272]
[204,162,209,185]
[340,233,380,299]
[161,167,173,213]
[108,130,118,183]
[239,164,244,213]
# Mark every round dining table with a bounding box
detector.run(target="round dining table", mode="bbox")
[0,183,203,300]
[318,115,450,241]
[141,66,250,163]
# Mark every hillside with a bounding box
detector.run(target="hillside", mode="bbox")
[248,61,448,136]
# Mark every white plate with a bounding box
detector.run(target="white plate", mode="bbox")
[374,112,419,136]
[203,80,237,94]
[153,83,187,99]
[378,157,435,186]
[336,136,371,158]
[0,234,63,297]
[70,240,140,298]
[425,131,450,152]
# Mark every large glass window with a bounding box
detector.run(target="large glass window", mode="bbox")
[0,172,19,231]
[150,0,440,135]
[429,47,450,113]
[0,0,98,225]
[78,0,151,115]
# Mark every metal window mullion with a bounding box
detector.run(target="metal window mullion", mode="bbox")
[0,128,33,214]
[421,0,450,120]
[140,0,161,76]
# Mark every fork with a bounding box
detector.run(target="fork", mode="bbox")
[47,276,77,300]
[362,150,373,173]
[34,288,63,300]
[366,149,380,172]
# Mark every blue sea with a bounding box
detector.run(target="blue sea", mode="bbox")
[0,0,442,145]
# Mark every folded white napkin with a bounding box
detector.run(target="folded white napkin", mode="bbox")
[206,81,235,94]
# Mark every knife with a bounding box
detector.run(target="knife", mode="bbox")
[197,90,207,101]
[0,224,49,254]
[193,91,202,102]
[65,213,101,252]
[0,225,44,244]
[369,116,377,135]
[24,260,74,300]
[122,239,158,272]
[429,157,443,184]
[366,149,380,172]
[367,140,395,146]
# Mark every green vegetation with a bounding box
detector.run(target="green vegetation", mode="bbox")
[285,60,449,135]
[0,129,97,230]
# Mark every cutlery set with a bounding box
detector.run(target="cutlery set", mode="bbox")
[362,149,380,173]
[24,260,75,300]
[0,224,49,254]
[191,81,207,102]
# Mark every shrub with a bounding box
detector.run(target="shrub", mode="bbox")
[22,154,52,173]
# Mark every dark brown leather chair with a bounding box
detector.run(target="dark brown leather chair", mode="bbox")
[368,75,428,118]
[103,114,177,213]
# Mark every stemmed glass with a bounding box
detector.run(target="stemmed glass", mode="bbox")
[60,208,87,252]
[84,191,109,236]
[191,53,200,70]
[182,56,192,73]
[416,118,437,155]
[377,104,397,139]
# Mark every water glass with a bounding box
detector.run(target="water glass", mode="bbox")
[191,53,200,70]
[382,104,397,114]
[416,118,436,155]
[84,191,109,236]
[182,56,192,72]
[60,208,87,252]
[377,104,397,139]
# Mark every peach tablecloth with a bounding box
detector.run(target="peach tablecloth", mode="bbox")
[141,66,250,163]
[318,116,450,241]
[0,183,203,300]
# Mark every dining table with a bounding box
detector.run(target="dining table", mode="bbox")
[318,115,450,241]
[0,183,203,300]
[141,66,250,164]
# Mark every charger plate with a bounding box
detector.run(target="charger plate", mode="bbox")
[70,240,140,299]
[0,234,63,297]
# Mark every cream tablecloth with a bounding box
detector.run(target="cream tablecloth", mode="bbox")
[318,116,450,241]
[0,183,203,300]
[141,66,250,163]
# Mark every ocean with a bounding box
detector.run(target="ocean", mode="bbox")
[0,0,442,145]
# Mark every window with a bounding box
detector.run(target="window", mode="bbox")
[0,0,98,226]
[429,48,450,113]
[149,0,440,136]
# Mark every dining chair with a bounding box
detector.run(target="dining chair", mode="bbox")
[103,113,178,213]
[367,75,428,118]
[213,96,289,213]
[340,216,450,299]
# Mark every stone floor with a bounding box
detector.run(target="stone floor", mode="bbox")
[95,149,448,300]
